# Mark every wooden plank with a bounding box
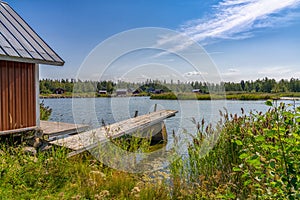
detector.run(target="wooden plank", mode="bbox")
[15,63,22,128]
[1,61,9,131]
[280,97,300,100]
[27,63,32,126]
[50,110,178,155]
[40,121,89,141]
[8,61,15,130]
[31,64,36,126]
[0,126,37,136]
[21,62,28,127]
[0,61,3,131]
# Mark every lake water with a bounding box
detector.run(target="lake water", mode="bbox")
[41,96,299,139]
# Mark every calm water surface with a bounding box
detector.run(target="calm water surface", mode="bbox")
[41,97,299,161]
[41,97,299,135]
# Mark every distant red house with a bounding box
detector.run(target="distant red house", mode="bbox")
[55,88,65,94]
[0,2,64,134]
[154,89,164,94]
[98,90,107,95]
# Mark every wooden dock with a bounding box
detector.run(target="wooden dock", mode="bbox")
[280,97,300,101]
[41,121,89,141]
[50,110,178,156]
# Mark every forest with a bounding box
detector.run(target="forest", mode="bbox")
[40,77,300,95]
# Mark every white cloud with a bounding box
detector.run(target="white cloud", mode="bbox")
[157,0,300,52]
[228,68,240,73]
[184,71,208,77]
[258,66,292,75]
[220,66,300,82]
[221,68,241,80]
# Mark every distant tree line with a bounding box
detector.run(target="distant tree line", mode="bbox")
[40,77,300,94]
[40,79,116,94]
[192,77,300,93]
[222,77,300,93]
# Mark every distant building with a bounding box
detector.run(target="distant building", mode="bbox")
[116,89,128,96]
[98,90,107,95]
[132,88,142,95]
[55,88,65,94]
[192,89,202,93]
[146,87,155,93]
[154,89,164,94]
[127,88,135,93]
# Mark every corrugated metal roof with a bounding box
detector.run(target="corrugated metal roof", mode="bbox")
[0,2,64,66]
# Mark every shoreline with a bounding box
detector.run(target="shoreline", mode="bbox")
[39,92,300,101]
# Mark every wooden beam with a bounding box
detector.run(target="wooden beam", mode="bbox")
[0,126,37,136]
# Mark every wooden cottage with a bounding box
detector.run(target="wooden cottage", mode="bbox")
[98,90,107,95]
[0,2,64,135]
[116,89,128,96]
[55,88,65,94]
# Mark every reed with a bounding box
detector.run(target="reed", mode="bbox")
[168,101,300,199]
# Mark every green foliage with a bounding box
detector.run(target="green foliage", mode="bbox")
[224,77,300,93]
[40,101,52,120]
[150,92,178,100]
[170,101,300,199]
[151,92,286,100]
[0,142,170,199]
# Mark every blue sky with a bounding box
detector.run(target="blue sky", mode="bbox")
[6,0,300,82]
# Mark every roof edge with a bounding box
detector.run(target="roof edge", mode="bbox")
[0,55,64,66]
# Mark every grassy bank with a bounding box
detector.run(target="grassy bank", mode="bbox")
[1,101,299,199]
[40,92,112,98]
[0,148,169,199]
[150,92,300,100]
[39,93,149,98]
[40,91,300,100]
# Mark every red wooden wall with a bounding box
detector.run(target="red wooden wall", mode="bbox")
[0,60,36,132]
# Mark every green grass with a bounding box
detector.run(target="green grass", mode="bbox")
[40,91,300,100]
[0,146,170,199]
[40,92,98,98]
[150,92,300,100]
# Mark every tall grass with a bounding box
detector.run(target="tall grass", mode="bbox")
[169,101,300,199]
[0,144,171,199]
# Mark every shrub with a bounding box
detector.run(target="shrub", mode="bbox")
[40,101,52,120]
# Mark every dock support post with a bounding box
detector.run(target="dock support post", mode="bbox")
[134,110,138,118]
[154,104,157,112]
[150,121,167,145]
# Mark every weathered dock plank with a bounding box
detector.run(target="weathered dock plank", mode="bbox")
[41,121,89,141]
[280,97,300,100]
[50,110,177,156]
